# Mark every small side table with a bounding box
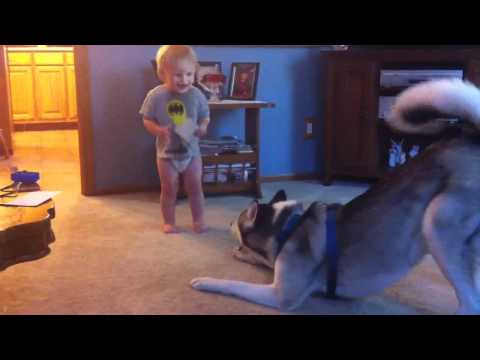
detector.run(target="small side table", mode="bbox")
[0,199,56,271]
[205,100,275,198]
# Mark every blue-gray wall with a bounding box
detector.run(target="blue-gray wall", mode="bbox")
[85,45,327,192]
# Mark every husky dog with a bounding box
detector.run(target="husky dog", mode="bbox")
[191,79,480,314]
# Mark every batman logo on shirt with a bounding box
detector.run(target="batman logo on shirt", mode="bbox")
[168,102,184,116]
[167,100,187,125]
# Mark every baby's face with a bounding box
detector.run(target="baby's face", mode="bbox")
[164,58,196,94]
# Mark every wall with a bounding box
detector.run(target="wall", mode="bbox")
[85,45,327,193]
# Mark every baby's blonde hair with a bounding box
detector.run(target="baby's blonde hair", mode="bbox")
[155,45,198,82]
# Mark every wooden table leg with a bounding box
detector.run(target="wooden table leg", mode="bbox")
[245,108,262,199]
[0,129,9,160]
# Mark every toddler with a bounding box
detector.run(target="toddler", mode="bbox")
[140,45,210,234]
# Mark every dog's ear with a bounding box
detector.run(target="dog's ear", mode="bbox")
[246,201,259,222]
[269,190,287,205]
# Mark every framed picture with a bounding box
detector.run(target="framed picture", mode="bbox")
[196,61,224,100]
[227,63,260,100]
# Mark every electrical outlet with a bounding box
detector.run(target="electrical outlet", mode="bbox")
[306,123,313,135]
[304,117,315,140]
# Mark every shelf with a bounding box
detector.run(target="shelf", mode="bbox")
[203,182,256,195]
[209,100,275,110]
[178,181,255,197]
[202,152,256,165]
[379,86,409,96]
[203,99,274,198]
[201,152,257,196]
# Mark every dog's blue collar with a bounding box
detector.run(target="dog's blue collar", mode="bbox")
[276,213,303,254]
[325,205,339,300]
[275,206,339,300]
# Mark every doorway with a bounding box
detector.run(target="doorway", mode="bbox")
[0,45,95,195]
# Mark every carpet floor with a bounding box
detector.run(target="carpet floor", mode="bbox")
[0,131,458,315]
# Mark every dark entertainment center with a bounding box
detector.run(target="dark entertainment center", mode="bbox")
[322,47,480,184]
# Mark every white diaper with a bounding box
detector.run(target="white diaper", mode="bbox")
[170,157,193,173]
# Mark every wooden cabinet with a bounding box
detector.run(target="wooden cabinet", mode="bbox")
[8,65,35,121]
[34,65,67,120]
[66,65,78,119]
[324,58,379,183]
[7,50,77,125]
[178,101,275,198]
[207,101,274,198]
[323,48,480,185]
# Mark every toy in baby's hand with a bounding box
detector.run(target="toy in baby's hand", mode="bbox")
[174,117,198,144]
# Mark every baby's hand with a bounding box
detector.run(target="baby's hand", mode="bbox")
[194,124,208,138]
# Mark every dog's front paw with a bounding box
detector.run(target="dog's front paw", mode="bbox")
[191,277,213,291]
[232,246,243,260]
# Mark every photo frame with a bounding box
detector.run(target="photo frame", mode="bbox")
[196,61,224,100]
[227,63,260,100]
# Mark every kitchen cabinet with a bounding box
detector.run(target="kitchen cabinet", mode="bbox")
[8,65,35,121]
[34,65,67,120]
[7,49,77,127]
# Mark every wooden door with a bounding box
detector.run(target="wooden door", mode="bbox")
[8,65,35,121]
[34,65,67,120]
[66,65,78,119]
[0,46,13,157]
[325,57,379,180]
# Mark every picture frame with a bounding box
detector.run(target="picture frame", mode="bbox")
[196,61,224,100]
[227,62,260,100]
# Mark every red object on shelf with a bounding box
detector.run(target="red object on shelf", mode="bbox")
[202,73,226,83]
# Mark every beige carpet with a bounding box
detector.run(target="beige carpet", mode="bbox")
[0,131,458,315]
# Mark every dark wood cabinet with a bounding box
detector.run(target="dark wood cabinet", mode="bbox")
[323,48,480,185]
[324,57,379,184]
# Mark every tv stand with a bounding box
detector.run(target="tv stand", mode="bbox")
[323,48,480,184]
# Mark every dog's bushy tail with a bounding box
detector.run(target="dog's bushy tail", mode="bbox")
[387,78,480,134]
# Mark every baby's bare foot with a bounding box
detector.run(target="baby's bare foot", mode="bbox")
[163,224,181,234]
[192,223,208,234]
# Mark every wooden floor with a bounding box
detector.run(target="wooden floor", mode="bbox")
[0,130,80,192]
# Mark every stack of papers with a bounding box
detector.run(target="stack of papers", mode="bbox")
[1,191,60,207]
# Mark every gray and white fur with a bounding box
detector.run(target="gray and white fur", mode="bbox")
[191,79,480,314]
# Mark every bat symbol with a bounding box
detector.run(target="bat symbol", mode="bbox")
[168,103,185,116]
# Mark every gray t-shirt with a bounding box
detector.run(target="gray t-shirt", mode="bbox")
[139,85,210,160]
